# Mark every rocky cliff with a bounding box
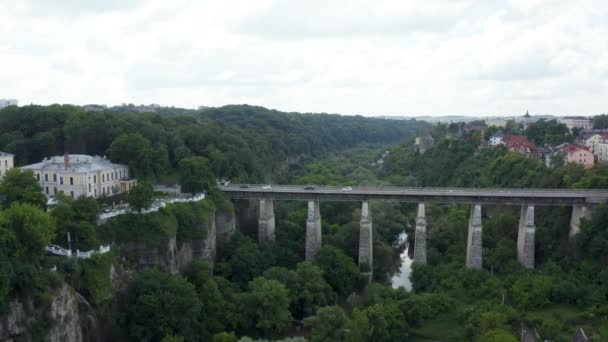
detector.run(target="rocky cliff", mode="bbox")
[115,209,223,274]
[0,283,83,342]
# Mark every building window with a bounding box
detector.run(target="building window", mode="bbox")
[70,191,74,198]
[45,187,49,194]
[60,176,64,185]
[45,174,48,181]
[102,174,105,182]
[89,184,91,192]
[54,187,57,194]
[36,173,40,181]
[70,177,74,185]
[53,174,57,182]
[94,175,97,183]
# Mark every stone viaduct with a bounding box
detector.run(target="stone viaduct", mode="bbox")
[220,185,608,277]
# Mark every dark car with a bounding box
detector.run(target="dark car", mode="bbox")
[240,184,250,188]
[304,186,315,190]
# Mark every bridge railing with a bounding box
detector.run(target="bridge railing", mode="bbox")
[219,185,608,195]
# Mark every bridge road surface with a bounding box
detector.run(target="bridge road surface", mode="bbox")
[219,185,608,206]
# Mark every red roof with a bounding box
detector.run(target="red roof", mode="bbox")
[503,135,536,151]
[563,144,590,154]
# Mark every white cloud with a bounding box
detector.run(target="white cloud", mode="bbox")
[0,0,607,115]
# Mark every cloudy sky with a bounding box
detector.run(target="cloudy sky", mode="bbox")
[1,0,607,116]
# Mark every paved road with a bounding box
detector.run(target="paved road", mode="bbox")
[219,184,608,206]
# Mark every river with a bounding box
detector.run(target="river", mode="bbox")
[390,231,413,291]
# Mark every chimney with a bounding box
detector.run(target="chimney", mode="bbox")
[64,152,70,169]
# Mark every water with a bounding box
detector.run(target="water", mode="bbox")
[390,232,412,291]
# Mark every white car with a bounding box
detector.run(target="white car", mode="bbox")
[262,185,272,190]
[341,187,353,191]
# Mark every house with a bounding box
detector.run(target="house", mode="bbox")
[559,116,593,131]
[21,153,137,198]
[503,135,536,157]
[489,132,505,146]
[0,151,14,179]
[415,134,434,155]
[563,144,594,169]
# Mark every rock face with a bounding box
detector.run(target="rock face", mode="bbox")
[0,283,83,342]
[116,211,218,273]
[215,209,236,241]
[48,284,82,342]
[0,299,26,340]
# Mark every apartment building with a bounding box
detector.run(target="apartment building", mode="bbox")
[0,152,14,179]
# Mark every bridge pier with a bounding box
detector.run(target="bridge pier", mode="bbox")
[258,199,275,241]
[569,205,593,238]
[359,201,373,280]
[466,204,483,269]
[517,205,535,269]
[413,203,427,265]
[305,200,322,260]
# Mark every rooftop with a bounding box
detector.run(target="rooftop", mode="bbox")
[0,151,14,157]
[21,154,127,173]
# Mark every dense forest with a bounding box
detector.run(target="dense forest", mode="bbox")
[0,104,428,182]
[1,105,607,341]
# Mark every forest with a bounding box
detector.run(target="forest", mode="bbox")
[0,105,607,341]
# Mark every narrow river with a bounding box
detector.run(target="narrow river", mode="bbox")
[390,232,413,291]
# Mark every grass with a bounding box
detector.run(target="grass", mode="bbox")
[409,313,468,342]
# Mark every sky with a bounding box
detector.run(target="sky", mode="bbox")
[1,0,607,117]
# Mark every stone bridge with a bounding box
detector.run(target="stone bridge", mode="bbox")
[219,185,608,276]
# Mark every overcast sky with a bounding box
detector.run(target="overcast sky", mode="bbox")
[1,0,607,116]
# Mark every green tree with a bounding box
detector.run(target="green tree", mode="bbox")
[178,156,215,194]
[1,202,55,255]
[304,306,349,342]
[123,269,201,341]
[478,329,518,342]
[128,182,154,213]
[593,114,608,129]
[315,246,358,296]
[0,169,46,209]
[237,277,292,338]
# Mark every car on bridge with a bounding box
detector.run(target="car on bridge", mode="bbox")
[304,186,315,190]
[342,186,353,191]
[240,184,250,188]
[262,185,272,190]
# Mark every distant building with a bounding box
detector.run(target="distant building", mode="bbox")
[563,144,594,169]
[0,152,14,179]
[559,116,592,131]
[521,110,534,128]
[503,135,536,157]
[584,134,608,164]
[414,134,434,154]
[489,132,505,146]
[485,118,508,128]
[21,154,136,198]
[0,99,17,109]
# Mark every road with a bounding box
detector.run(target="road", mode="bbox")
[219,184,608,206]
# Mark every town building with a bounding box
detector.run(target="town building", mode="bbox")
[414,134,434,155]
[563,144,594,169]
[559,117,593,131]
[503,135,536,157]
[595,140,608,164]
[489,132,505,146]
[21,154,136,198]
[0,99,17,109]
[0,152,14,179]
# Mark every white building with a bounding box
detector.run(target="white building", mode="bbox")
[0,99,17,109]
[0,152,14,179]
[489,132,505,146]
[21,154,136,198]
[559,117,593,131]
